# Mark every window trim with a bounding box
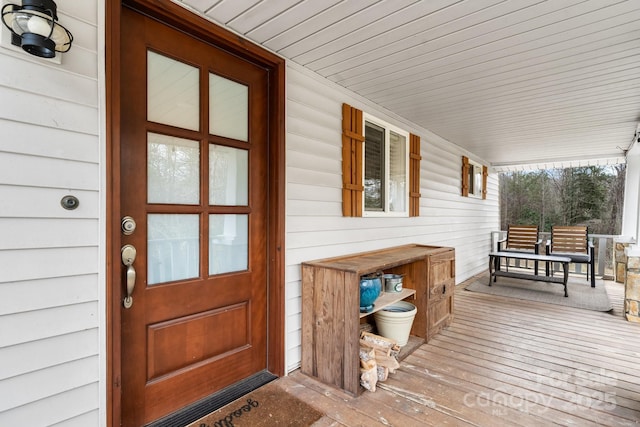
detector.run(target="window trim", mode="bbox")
[461,155,488,199]
[362,113,410,217]
[342,103,420,217]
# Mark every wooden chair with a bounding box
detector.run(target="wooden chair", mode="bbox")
[546,225,595,287]
[497,225,542,274]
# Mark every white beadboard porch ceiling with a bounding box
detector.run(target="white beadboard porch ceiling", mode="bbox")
[176,0,640,171]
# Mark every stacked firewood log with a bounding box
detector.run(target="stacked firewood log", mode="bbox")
[359,331,401,392]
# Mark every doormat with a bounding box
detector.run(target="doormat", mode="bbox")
[465,273,612,312]
[186,381,324,427]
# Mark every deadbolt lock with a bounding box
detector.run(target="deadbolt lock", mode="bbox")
[121,216,137,235]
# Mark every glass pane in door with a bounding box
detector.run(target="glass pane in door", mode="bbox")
[209,74,248,141]
[147,51,200,131]
[209,214,248,275]
[147,133,200,204]
[148,214,199,285]
[209,145,248,206]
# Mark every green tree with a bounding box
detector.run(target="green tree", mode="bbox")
[499,165,623,234]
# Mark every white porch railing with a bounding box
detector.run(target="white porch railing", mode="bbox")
[491,231,620,280]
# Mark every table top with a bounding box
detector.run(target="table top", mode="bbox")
[489,251,571,263]
[302,244,453,273]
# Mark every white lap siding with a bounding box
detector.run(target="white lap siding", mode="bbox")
[284,62,499,372]
[0,1,500,420]
[0,1,103,425]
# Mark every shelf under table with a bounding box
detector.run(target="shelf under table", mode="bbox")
[359,288,416,318]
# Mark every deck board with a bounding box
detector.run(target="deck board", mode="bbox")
[274,277,640,426]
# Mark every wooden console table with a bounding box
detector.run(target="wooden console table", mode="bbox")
[301,244,455,395]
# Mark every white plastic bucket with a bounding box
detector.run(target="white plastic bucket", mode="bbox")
[373,301,417,346]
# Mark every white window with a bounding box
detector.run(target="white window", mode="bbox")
[468,159,483,198]
[363,114,409,216]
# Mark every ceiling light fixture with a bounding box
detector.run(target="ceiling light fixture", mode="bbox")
[1,0,72,58]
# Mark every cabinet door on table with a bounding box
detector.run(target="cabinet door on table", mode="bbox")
[427,251,455,340]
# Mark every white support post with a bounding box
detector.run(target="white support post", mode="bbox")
[622,141,640,256]
[623,138,640,321]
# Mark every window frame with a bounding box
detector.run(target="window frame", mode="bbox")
[461,155,487,199]
[362,113,410,217]
[467,159,484,199]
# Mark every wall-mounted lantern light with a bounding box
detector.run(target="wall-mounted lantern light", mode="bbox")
[1,0,72,58]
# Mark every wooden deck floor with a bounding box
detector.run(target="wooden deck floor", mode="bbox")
[274,277,640,426]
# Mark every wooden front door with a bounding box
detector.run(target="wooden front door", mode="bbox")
[117,6,273,426]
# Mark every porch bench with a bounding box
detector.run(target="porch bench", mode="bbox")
[489,251,571,297]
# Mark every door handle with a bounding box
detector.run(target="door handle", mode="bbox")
[121,244,137,308]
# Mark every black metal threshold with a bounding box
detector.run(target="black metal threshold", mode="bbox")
[147,370,278,427]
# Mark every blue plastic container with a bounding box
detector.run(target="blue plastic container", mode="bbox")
[359,275,381,313]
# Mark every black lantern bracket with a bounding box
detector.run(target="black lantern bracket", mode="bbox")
[1,0,73,61]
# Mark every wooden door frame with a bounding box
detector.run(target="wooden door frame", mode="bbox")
[105,1,286,425]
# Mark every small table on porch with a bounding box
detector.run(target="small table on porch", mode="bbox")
[488,251,572,297]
